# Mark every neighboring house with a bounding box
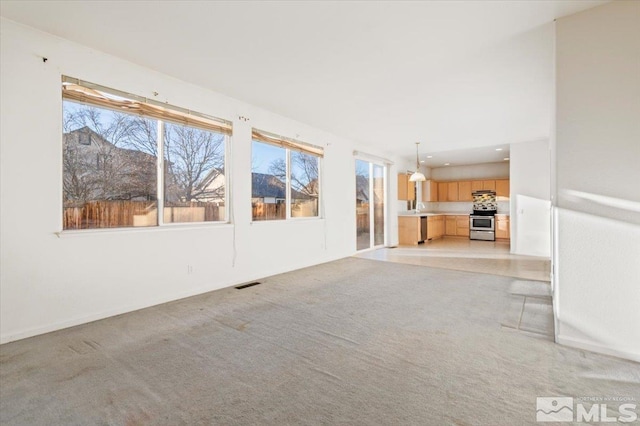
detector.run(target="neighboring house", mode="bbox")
[252,172,317,218]
[355,175,369,205]
[252,172,286,204]
[190,168,226,204]
[63,126,157,203]
[251,172,314,202]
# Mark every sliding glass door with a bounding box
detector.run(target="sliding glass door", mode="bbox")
[356,159,386,250]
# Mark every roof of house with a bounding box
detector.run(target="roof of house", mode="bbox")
[252,173,312,199]
[64,126,157,162]
[356,175,369,202]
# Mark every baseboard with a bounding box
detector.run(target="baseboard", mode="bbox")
[557,335,640,363]
[0,281,237,345]
[0,253,348,345]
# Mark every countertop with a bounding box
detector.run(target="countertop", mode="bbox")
[398,212,510,217]
[398,212,465,217]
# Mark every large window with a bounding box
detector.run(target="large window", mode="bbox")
[251,129,322,221]
[62,77,231,230]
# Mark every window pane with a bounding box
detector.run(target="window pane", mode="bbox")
[373,164,385,246]
[290,151,319,218]
[163,123,226,223]
[356,159,370,250]
[252,141,286,220]
[62,100,158,229]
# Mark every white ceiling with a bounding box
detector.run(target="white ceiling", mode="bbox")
[1,0,606,162]
[419,143,510,169]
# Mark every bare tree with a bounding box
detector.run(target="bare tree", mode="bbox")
[291,151,319,197]
[63,101,226,206]
[268,153,319,197]
[163,123,225,203]
[62,102,157,203]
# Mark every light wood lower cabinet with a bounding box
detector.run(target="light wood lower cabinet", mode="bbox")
[455,216,470,237]
[426,216,445,240]
[445,216,457,235]
[495,214,510,239]
[444,215,470,237]
[400,214,475,244]
[398,216,421,245]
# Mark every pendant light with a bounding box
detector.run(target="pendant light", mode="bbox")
[409,142,426,182]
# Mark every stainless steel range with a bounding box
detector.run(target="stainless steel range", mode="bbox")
[470,190,496,241]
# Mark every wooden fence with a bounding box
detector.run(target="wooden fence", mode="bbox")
[356,203,384,234]
[64,200,223,229]
[252,203,286,221]
[356,203,370,234]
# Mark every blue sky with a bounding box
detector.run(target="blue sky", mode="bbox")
[252,141,284,174]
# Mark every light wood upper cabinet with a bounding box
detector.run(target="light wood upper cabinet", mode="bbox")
[421,180,438,202]
[397,174,416,201]
[458,181,472,201]
[429,179,509,202]
[496,179,510,198]
[437,182,448,202]
[482,180,496,191]
[397,174,408,200]
[447,182,459,201]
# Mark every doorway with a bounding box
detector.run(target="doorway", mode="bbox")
[356,159,386,251]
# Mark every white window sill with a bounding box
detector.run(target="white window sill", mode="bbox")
[250,217,324,225]
[55,222,234,238]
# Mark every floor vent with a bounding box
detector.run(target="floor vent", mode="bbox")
[235,282,261,290]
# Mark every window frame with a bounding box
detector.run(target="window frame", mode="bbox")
[251,135,323,223]
[61,77,232,232]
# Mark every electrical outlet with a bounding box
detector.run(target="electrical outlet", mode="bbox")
[187,265,193,275]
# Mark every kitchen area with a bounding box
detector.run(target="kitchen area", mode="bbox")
[397,176,511,246]
[357,142,551,282]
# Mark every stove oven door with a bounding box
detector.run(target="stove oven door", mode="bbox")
[470,216,494,231]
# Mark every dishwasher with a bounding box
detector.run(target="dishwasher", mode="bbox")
[420,216,428,243]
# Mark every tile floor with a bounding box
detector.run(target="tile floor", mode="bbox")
[356,237,555,341]
[355,236,551,282]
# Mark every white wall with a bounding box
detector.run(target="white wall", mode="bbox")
[430,162,509,181]
[509,139,551,257]
[555,1,640,362]
[0,19,397,343]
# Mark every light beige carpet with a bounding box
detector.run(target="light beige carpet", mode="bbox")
[1,258,638,425]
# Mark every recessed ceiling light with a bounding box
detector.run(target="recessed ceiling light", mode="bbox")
[503,157,510,161]
[444,163,450,166]
[420,160,425,163]
[495,148,503,151]
[427,155,433,158]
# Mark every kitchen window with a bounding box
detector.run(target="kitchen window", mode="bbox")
[251,129,322,221]
[61,77,232,230]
